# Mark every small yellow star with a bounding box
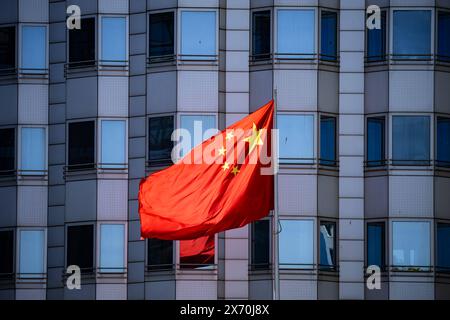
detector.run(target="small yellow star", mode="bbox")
[231,166,240,176]
[226,131,234,141]
[244,123,264,154]
[222,162,230,171]
[218,146,226,156]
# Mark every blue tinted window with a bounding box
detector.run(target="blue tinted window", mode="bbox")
[181,11,216,58]
[437,224,450,272]
[279,220,314,269]
[100,224,125,273]
[367,117,385,166]
[437,117,450,167]
[367,223,385,268]
[101,120,126,168]
[19,230,45,277]
[149,116,174,164]
[367,11,386,61]
[180,115,217,157]
[438,11,450,61]
[252,11,271,59]
[321,11,337,61]
[278,115,314,164]
[392,116,430,165]
[393,10,431,59]
[277,10,315,58]
[149,12,174,58]
[320,117,336,165]
[251,220,270,269]
[319,222,336,270]
[101,17,126,63]
[21,26,46,72]
[393,222,430,270]
[21,127,46,175]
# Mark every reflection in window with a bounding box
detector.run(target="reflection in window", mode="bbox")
[320,11,337,61]
[149,116,174,165]
[0,128,15,175]
[21,127,46,175]
[0,27,15,72]
[100,224,125,273]
[149,12,175,59]
[68,121,95,170]
[392,116,430,165]
[252,11,271,60]
[367,223,385,268]
[319,222,336,270]
[251,220,270,270]
[277,10,315,58]
[392,221,430,270]
[438,11,450,61]
[437,117,450,167]
[320,116,336,166]
[67,225,94,272]
[393,10,431,60]
[69,17,95,67]
[367,11,386,62]
[19,230,45,278]
[147,238,173,270]
[179,115,216,158]
[21,26,46,72]
[437,224,450,272]
[101,120,126,169]
[101,17,126,64]
[367,117,385,166]
[279,220,314,269]
[181,11,216,59]
[0,231,14,277]
[278,115,314,164]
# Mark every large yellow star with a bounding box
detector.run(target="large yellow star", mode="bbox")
[222,162,230,171]
[243,123,264,154]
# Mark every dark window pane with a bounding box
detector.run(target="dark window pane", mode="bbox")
[149,116,174,164]
[367,11,386,62]
[320,11,337,61]
[367,117,385,166]
[320,117,336,166]
[367,223,385,268]
[0,128,15,175]
[69,18,95,67]
[319,222,336,270]
[149,12,174,59]
[67,225,94,271]
[252,11,271,59]
[392,116,430,165]
[180,235,215,269]
[68,121,95,170]
[0,231,14,276]
[0,27,15,71]
[437,224,450,272]
[147,239,173,270]
[393,10,431,59]
[438,11,450,61]
[437,117,450,167]
[251,220,270,269]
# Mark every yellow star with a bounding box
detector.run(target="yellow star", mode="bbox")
[221,162,230,171]
[218,146,226,156]
[243,123,264,154]
[231,166,240,176]
[226,131,234,141]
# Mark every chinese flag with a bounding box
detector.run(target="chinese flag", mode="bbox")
[139,100,274,260]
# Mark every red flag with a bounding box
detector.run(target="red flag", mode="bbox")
[139,101,274,259]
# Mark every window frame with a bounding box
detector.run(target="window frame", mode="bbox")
[66,15,97,68]
[319,8,339,62]
[366,221,387,271]
[97,222,127,274]
[17,125,48,176]
[318,220,337,271]
[147,113,176,167]
[66,119,97,172]
[19,23,48,74]
[146,238,175,271]
[147,9,176,63]
[0,228,15,278]
[366,115,387,167]
[16,228,47,279]
[98,118,128,170]
[249,218,272,271]
[0,126,16,176]
[366,9,388,63]
[98,15,129,66]
[250,8,273,61]
[65,223,95,274]
[319,114,338,166]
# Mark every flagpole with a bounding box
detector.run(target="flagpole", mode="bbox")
[273,89,280,301]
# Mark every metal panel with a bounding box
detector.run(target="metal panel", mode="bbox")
[19,0,48,22]
[250,70,272,112]
[66,77,98,119]
[98,77,129,117]
[389,176,433,218]
[65,180,97,222]
[280,280,317,300]
[318,71,339,113]
[0,187,17,227]
[318,175,338,218]
[278,174,317,216]
[96,284,127,300]
[17,186,48,226]
[18,85,48,124]
[97,180,128,221]
[147,72,177,114]
[0,85,18,125]
[275,70,317,111]
[176,280,217,300]
[435,177,450,219]
[389,71,433,112]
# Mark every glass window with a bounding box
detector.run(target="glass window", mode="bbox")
[180,235,215,268]
[181,11,216,59]
[67,225,94,272]
[101,120,126,169]
[68,121,95,170]
[179,115,216,157]
[320,11,337,61]
[0,27,15,71]
[279,220,314,269]
[19,230,45,277]
[437,117,450,167]
[149,12,174,59]
[0,230,14,276]
[69,17,95,67]
[367,223,385,268]
[251,220,270,270]
[392,221,430,270]
[252,10,271,59]
[437,223,450,272]
[320,116,336,166]
[438,11,450,61]
[21,26,46,72]
[100,224,125,273]
[101,17,126,64]
[319,221,336,270]
[367,117,385,166]
[147,239,173,270]
[278,115,314,164]
[393,10,431,59]
[20,127,46,175]
[367,11,387,62]
[392,116,430,165]
[0,128,15,175]
[149,116,174,164]
[277,10,315,58]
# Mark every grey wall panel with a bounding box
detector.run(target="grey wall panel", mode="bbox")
[389,71,433,112]
[0,0,17,23]
[17,186,48,226]
[98,77,129,117]
[18,85,48,124]
[249,280,272,300]
[129,137,146,158]
[318,281,339,300]
[47,225,64,247]
[98,0,129,13]
[0,85,18,125]
[49,42,66,64]
[178,71,219,112]
[224,281,248,299]
[435,177,450,219]
[435,282,450,300]
[130,75,146,96]
[66,77,98,119]
[389,176,433,218]
[49,1,65,22]
[318,71,339,114]
[176,280,217,299]
[130,13,147,34]
[128,240,145,262]
[127,283,144,300]
[130,0,146,13]
[275,70,317,111]
[147,0,177,10]
[365,279,389,300]
[47,247,64,268]
[66,0,98,14]
[48,205,65,226]
[0,289,15,300]
[49,22,66,43]
[49,124,65,145]
[66,180,97,222]
[19,0,48,22]
[147,72,177,114]
[49,83,65,105]
[130,96,146,117]
[130,55,146,75]
[49,104,66,124]
[64,284,96,300]
[318,175,338,218]
[16,289,46,300]
[129,116,146,138]
[250,70,272,113]
[130,34,147,56]
[48,185,65,207]
[145,280,176,300]
[97,180,128,221]
[128,200,139,221]
[0,187,17,227]
[389,281,434,300]
[435,71,450,114]
[365,176,388,218]
[278,174,317,216]
[280,280,317,300]
[128,261,145,283]
[96,284,127,300]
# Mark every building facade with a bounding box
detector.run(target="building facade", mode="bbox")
[0,0,449,300]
